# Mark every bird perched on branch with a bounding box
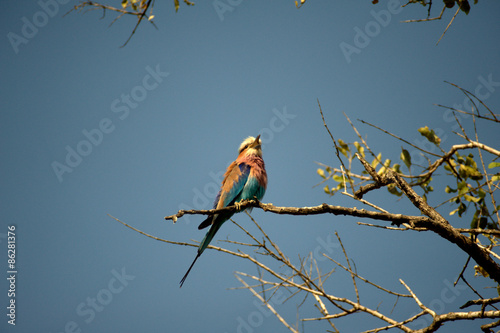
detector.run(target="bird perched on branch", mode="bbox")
[180,135,267,287]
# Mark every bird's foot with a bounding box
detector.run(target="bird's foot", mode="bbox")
[234,201,243,211]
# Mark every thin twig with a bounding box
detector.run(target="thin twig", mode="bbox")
[400,279,436,317]
[323,254,411,298]
[436,6,460,45]
[341,191,388,213]
[401,5,445,22]
[454,256,471,286]
[443,81,498,121]
[335,232,359,303]
[235,274,299,333]
[358,119,442,158]
[318,100,355,194]
[357,221,428,232]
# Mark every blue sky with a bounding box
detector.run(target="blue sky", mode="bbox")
[1,1,500,332]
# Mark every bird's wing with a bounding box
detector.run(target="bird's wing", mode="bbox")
[197,162,250,230]
[219,162,251,208]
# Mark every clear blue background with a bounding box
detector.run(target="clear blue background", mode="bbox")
[1,1,500,332]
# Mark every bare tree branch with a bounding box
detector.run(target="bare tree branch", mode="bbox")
[460,296,500,309]
[164,200,431,226]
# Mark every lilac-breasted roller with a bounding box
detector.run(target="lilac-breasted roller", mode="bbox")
[180,135,267,287]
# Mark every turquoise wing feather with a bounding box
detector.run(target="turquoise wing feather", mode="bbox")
[198,163,250,230]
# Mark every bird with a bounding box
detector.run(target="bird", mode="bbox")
[179,135,267,287]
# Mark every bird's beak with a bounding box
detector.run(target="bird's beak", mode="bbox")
[250,135,261,148]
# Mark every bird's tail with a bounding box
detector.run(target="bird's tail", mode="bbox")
[198,221,223,254]
[179,252,200,288]
[179,222,224,287]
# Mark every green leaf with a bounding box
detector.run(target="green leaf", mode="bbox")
[443,0,455,8]
[464,194,480,203]
[470,210,479,228]
[359,146,365,158]
[418,126,441,146]
[492,174,500,182]
[458,0,470,14]
[479,204,489,216]
[377,159,391,175]
[400,148,411,170]
[417,126,430,136]
[465,154,477,168]
[333,175,344,183]
[474,265,489,278]
[488,162,500,169]
[457,181,469,196]
[337,139,350,157]
[371,153,382,169]
[354,141,365,158]
[317,168,325,178]
[338,139,349,150]
[458,202,467,217]
[444,159,457,173]
[174,0,180,12]
[323,185,330,194]
[479,217,488,229]
[387,183,402,197]
[445,185,457,193]
[392,163,401,173]
[459,164,483,181]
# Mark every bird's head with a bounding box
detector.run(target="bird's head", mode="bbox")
[238,135,263,157]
